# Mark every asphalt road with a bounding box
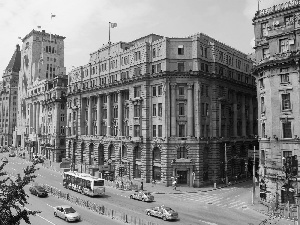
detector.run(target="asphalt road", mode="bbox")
[3,154,293,225]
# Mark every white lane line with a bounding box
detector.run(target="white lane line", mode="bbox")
[199,219,218,225]
[25,206,56,225]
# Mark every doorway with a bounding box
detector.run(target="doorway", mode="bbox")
[177,170,188,184]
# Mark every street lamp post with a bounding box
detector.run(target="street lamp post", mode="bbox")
[252,145,256,205]
[225,143,228,185]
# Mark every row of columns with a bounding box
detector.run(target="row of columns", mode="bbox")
[170,82,255,138]
[29,102,41,134]
[84,91,124,136]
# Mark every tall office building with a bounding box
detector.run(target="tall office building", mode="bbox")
[253,1,300,203]
[15,29,68,162]
[0,44,21,147]
[66,33,257,187]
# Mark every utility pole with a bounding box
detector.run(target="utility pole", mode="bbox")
[252,145,256,205]
[225,143,228,185]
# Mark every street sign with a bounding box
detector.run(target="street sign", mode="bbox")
[248,149,259,158]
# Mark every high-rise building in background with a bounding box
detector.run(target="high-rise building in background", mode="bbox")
[15,29,68,162]
[253,1,300,204]
[66,33,257,187]
[0,45,21,147]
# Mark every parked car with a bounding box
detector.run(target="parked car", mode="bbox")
[1,157,8,163]
[130,191,154,202]
[29,185,48,197]
[32,155,44,163]
[54,205,81,222]
[8,152,16,157]
[145,205,178,221]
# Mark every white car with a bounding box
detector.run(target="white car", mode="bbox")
[54,205,81,222]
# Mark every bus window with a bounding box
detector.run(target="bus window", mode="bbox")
[94,180,104,186]
[86,181,91,189]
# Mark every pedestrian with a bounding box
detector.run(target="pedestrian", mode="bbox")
[172,180,177,190]
[141,181,143,191]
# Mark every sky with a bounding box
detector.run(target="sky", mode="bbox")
[0,0,289,78]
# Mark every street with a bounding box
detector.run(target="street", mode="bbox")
[3,154,293,225]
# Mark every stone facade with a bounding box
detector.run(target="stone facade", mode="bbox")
[0,45,21,147]
[15,29,68,162]
[67,33,257,187]
[253,1,300,204]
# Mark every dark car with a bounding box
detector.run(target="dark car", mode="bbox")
[29,185,48,197]
[8,153,16,157]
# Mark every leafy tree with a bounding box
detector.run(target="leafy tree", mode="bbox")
[0,161,40,224]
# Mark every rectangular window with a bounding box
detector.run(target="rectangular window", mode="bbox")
[262,123,266,138]
[178,45,184,55]
[153,104,157,116]
[158,103,162,117]
[206,125,210,137]
[178,62,185,72]
[282,93,291,110]
[262,48,270,59]
[158,125,162,137]
[206,86,209,97]
[259,79,264,88]
[179,124,185,137]
[260,150,265,165]
[201,103,205,116]
[158,85,162,95]
[219,51,223,62]
[201,63,204,71]
[280,39,289,53]
[206,103,209,116]
[179,87,184,96]
[157,63,161,72]
[153,125,156,137]
[179,103,185,116]
[134,105,140,117]
[283,121,292,138]
[152,86,157,97]
[280,68,289,83]
[261,22,268,37]
[134,86,141,98]
[134,125,140,137]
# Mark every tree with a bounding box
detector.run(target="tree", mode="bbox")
[0,161,40,224]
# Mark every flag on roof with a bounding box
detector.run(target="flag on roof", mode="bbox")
[51,14,56,18]
[110,22,117,28]
[37,26,41,29]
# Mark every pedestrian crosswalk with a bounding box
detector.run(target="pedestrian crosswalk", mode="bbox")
[168,189,249,211]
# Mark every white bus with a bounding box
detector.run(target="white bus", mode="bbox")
[63,171,105,197]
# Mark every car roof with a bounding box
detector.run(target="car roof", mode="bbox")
[57,205,72,209]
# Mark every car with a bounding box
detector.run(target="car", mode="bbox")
[145,205,178,221]
[32,155,44,163]
[29,185,48,197]
[8,153,16,157]
[54,205,81,222]
[130,191,154,202]
[1,157,8,163]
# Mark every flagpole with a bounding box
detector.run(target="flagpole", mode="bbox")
[109,22,111,45]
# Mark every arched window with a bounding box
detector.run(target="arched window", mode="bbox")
[153,147,161,161]
[177,146,187,159]
[98,144,104,165]
[89,143,94,165]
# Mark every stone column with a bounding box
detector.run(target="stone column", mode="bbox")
[97,95,102,135]
[219,101,222,137]
[107,93,112,136]
[170,83,177,136]
[33,103,36,133]
[241,94,246,136]
[70,109,73,136]
[249,96,254,136]
[187,83,194,137]
[233,92,238,137]
[29,103,33,133]
[118,91,123,136]
[88,96,93,135]
[36,102,40,134]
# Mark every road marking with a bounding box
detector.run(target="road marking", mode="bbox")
[199,219,218,225]
[25,206,56,225]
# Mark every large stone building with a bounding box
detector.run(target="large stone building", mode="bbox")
[66,33,257,187]
[0,45,21,147]
[15,29,68,162]
[253,1,300,204]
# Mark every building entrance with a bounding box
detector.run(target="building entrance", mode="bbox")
[177,170,187,184]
